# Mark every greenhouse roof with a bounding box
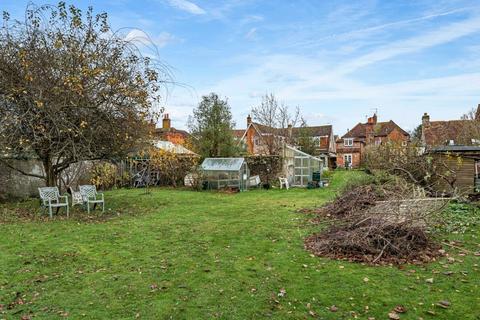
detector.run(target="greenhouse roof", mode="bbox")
[201,158,246,171]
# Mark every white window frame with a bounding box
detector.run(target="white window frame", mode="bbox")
[344,154,353,167]
[375,138,382,146]
[344,138,354,147]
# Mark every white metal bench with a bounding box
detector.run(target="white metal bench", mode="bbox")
[38,187,69,218]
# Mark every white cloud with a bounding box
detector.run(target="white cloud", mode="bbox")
[166,0,206,15]
[245,28,257,40]
[188,48,480,132]
[287,7,475,51]
[240,15,264,25]
[125,29,176,48]
[335,15,480,76]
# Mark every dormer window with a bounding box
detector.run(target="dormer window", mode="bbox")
[449,140,455,146]
[344,138,354,147]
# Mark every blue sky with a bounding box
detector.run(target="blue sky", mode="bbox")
[3,0,480,135]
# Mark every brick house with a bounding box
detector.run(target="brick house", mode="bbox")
[421,105,480,147]
[336,113,410,168]
[153,114,190,145]
[235,115,336,168]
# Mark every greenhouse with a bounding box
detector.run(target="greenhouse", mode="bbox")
[201,158,250,191]
[283,146,323,187]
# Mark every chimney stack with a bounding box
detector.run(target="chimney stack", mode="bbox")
[247,114,252,126]
[288,123,293,138]
[422,113,430,127]
[367,113,377,125]
[162,114,171,129]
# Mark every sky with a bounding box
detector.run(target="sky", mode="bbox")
[3,0,480,136]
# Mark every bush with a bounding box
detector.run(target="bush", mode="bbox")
[147,149,199,187]
[90,162,117,190]
[245,155,282,184]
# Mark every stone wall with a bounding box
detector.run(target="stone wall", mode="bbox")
[0,158,46,200]
[0,159,96,200]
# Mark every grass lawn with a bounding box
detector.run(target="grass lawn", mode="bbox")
[0,171,479,319]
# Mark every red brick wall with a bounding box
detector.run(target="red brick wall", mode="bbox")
[319,136,328,149]
[387,128,409,144]
[336,141,363,168]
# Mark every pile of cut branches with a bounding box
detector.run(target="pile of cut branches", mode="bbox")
[304,174,446,265]
[305,215,440,264]
[302,178,416,219]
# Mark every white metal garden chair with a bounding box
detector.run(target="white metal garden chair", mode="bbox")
[279,177,290,190]
[79,185,105,214]
[68,187,83,207]
[38,187,69,218]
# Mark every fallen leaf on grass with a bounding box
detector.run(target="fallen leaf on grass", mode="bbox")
[394,305,407,313]
[388,312,400,320]
[425,278,434,284]
[329,305,338,312]
[278,288,286,297]
[436,300,451,309]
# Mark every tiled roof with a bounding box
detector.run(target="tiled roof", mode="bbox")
[342,121,409,139]
[232,129,246,138]
[154,141,197,155]
[423,120,470,146]
[291,125,333,137]
[155,127,190,138]
[247,122,333,137]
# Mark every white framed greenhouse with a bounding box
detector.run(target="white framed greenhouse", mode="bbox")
[282,145,323,187]
[201,158,250,191]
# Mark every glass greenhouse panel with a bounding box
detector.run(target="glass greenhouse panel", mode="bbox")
[200,158,250,191]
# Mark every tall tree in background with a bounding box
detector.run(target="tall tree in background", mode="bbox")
[410,124,423,144]
[458,107,480,145]
[297,119,317,155]
[188,93,238,158]
[0,2,168,186]
[251,93,300,155]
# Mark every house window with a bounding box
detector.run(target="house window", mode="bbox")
[449,140,455,145]
[344,138,354,147]
[375,138,382,146]
[344,154,353,168]
[253,137,260,146]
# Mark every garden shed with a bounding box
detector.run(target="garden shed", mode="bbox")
[428,146,480,195]
[201,158,250,191]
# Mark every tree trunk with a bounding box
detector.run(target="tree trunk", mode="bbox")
[43,157,56,187]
